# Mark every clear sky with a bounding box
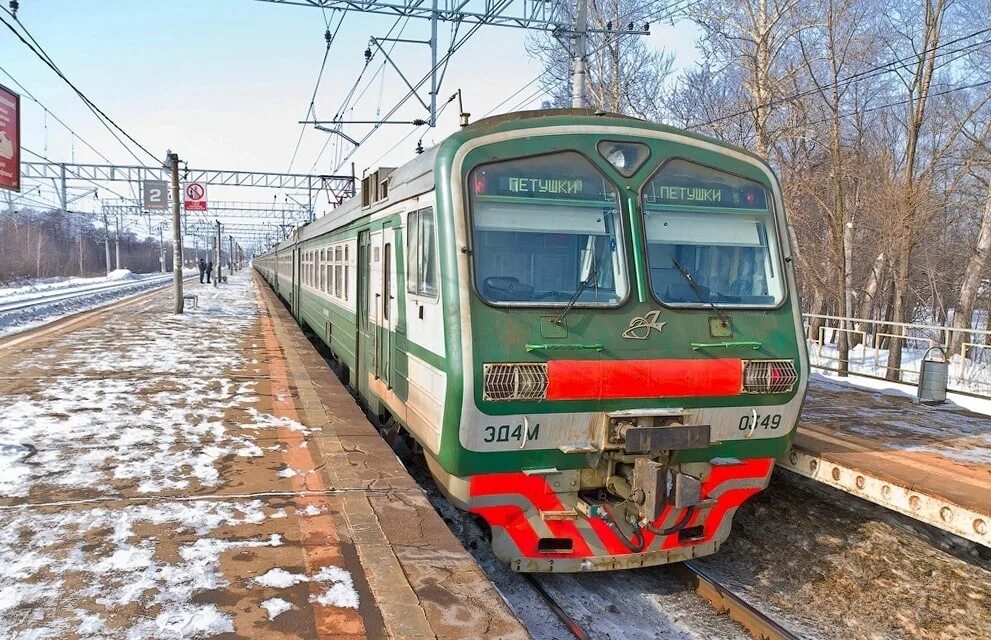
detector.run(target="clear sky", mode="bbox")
[1,0,700,236]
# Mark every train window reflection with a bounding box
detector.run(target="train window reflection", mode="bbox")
[468,152,627,306]
[642,160,783,307]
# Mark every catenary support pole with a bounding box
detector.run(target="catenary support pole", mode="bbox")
[168,151,184,314]
[571,0,589,108]
[229,235,234,272]
[429,0,438,125]
[102,208,112,276]
[59,163,67,212]
[114,214,121,271]
[159,225,166,273]
[215,219,222,287]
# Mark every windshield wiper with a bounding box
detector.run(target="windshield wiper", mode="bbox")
[670,256,729,321]
[552,252,600,326]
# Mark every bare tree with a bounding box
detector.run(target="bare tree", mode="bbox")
[692,0,807,158]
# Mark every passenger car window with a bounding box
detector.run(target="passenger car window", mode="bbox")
[407,207,438,298]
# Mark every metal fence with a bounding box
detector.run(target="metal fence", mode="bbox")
[802,313,991,398]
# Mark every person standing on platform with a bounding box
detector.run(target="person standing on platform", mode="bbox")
[198,258,207,284]
[206,260,213,284]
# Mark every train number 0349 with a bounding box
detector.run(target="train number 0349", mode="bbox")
[738,414,783,431]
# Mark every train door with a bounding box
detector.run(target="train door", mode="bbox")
[376,221,398,389]
[356,230,371,399]
[292,246,302,320]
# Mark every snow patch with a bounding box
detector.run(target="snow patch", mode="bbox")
[261,597,293,620]
[309,566,359,609]
[254,568,309,588]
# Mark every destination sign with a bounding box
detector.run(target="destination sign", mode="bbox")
[507,177,584,195]
[645,181,768,209]
[474,172,614,201]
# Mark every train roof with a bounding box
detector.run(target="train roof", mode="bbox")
[258,108,769,256]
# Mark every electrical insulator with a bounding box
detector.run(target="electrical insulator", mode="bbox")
[415,140,424,155]
[325,29,332,45]
[606,21,612,30]
[364,48,372,62]
[9,1,18,17]
[412,118,427,126]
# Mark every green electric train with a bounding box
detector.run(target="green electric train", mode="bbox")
[255,109,809,572]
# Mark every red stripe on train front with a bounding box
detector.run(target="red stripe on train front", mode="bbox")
[545,359,743,400]
[468,458,774,560]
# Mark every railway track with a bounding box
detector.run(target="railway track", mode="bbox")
[674,561,799,640]
[526,562,799,640]
[0,275,173,314]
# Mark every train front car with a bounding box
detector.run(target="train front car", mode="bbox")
[429,111,809,572]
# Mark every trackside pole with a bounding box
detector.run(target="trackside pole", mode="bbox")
[215,219,222,287]
[168,151,184,314]
[571,0,589,108]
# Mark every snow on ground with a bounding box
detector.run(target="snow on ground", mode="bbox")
[0,500,277,638]
[0,269,137,299]
[251,566,359,609]
[0,273,345,638]
[260,597,293,620]
[810,340,991,398]
[0,270,173,339]
[805,375,991,465]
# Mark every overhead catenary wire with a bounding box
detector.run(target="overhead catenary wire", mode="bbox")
[286,8,349,173]
[0,64,119,167]
[0,9,159,165]
[306,15,413,175]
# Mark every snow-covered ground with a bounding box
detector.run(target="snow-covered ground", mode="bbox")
[0,269,173,338]
[0,274,359,638]
[0,268,140,299]
[810,340,991,400]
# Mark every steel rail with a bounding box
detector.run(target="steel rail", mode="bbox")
[676,561,800,640]
[523,575,591,640]
[0,276,172,314]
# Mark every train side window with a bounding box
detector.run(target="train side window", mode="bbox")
[407,207,438,299]
[323,249,334,294]
[406,211,418,294]
[383,243,392,322]
[344,245,350,301]
[418,208,437,297]
[335,247,343,297]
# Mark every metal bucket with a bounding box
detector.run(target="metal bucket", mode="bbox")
[918,347,949,404]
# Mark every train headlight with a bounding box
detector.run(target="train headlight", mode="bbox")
[742,360,798,394]
[483,363,549,401]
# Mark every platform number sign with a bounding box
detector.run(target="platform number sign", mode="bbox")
[143,180,168,210]
[0,83,20,192]
[184,182,207,211]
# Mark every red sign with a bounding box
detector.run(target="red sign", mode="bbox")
[184,182,207,211]
[0,84,20,192]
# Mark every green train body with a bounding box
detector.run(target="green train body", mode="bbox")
[255,110,809,572]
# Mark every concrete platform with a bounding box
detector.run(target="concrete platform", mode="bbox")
[0,271,527,639]
[782,377,991,547]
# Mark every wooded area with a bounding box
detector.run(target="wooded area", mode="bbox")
[0,208,169,283]
[531,0,991,380]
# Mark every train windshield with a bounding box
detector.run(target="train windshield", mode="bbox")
[468,152,627,306]
[641,160,784,307]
